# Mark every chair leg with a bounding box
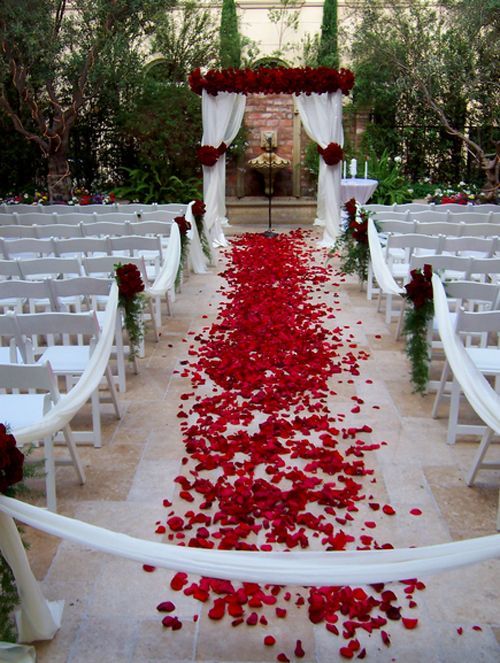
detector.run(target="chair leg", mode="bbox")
[432,360,450,419]
[90,388,102,448]
[43,436,57,513]
[385,294,393,325]
[446,378,461,445]
[466,428,494,486]
[105,365,121,419]
[395,301,406,341]
[147,299,159,342]
[62,425,86,485]
[114,315,126,393]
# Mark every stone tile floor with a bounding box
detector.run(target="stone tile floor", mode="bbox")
[18,224,500,662]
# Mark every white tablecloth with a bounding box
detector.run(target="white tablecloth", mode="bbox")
[341,178,378,204]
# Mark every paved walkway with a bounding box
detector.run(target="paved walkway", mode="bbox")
[20,225,499,662]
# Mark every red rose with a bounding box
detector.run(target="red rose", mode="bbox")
[344,198,357,220]
[317,142,344,166]
[175,215,192,236]
[197,143,227,167]
[79,194,92,206]
[404,266,433,308]
[192,200,206,219]
[0,424,24,493]
[115,263,145,300]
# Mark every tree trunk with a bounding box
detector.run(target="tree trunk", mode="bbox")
[47,151,72,202]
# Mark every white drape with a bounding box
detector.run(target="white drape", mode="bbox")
[367,219,406,296]
[296,91,343,246]
[201,91,246,248]
[185,202,209,273]
[148,221,181,297]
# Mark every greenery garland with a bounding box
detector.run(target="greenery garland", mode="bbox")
[0,425,40,642]
[114,263,147,361]
[174,215,191,289]
[331,198,374,282]
[402,265,434,394]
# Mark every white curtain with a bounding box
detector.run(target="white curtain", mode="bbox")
[201,91,246,247]
[185,202,209,273]
[296,91,344,246]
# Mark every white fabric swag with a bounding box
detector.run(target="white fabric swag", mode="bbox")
[295,90,344,245]
[201,91,246,248]
[1,494,499,642]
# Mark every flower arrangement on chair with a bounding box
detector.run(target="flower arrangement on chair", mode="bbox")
[114,263,147,361]
[402,264,434,394]
[174,215,192,288]
[332,198,373,283]
[191,199,211,261]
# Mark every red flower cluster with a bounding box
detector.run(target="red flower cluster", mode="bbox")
[440,193,468,205]
[189,66,355,97]
[404,265,433,309]
[349,215,369,245]
[197,143,227,167]
[317,142,344,166]
[191,200,206,219]
[175,215,191,236]
[0,424,24,493]
[115,263,145,300]
[153,231,424,658]
[344,198,357,221]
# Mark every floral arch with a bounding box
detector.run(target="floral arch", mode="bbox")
[189,66,355,246]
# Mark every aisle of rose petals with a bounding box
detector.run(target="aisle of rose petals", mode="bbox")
[154,230,424,661]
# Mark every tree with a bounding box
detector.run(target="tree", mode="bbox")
[151,1,219,82]
[0,0,166,201]
[350,0,499,196]
[267,0,301,62]
[220,0,241,69]
[318,0,338,69]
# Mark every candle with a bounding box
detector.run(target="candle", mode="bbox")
[349,158,357,178]
[364,160,368,179]
[343,161,346,179]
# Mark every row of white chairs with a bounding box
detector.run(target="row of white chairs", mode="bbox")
[372,209,500,225]
[0,219,175,239]
[0,209,181,227]
[0,201,187,216]
[365,202,498,214]
[378,219,499,239]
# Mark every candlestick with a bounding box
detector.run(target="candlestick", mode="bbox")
[343,161,346,179]
[364,160,368,179]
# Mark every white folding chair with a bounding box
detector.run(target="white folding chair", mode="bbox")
[17,256,82,281]
[107,235,163,281]
[441,236,497,259]
[53,236,110,258]
[0,259,23,281]
[0,279,52,314]
[0,225,36,239]
[48,276,128,393]
[0,360,85,511]
[13,211,58,226]
[14,310,121,448]
[81,220,131,237]
[0,312,26,363]
[34,223,84,239]
[415,221,464,237]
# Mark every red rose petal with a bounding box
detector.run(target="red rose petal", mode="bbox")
[142,564,156,573]
[264,635,276,646]
[402,617,418,630]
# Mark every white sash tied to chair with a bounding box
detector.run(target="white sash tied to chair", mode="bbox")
[296,91,344,246]
[185,201,209,274]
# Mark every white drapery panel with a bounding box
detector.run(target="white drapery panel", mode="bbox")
[185,201,209,273]
[12,284,118,445]
[368,219,406,296]
[148,221,181,297]
[201,91,246,248]
[432,274,500,434]
[296,91,343,246]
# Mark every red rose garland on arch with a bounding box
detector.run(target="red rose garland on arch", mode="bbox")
[197,143,227,167]
[317,142,344,166]
[189,66,355,97]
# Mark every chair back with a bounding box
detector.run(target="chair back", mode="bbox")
[441,236,497,258]
[128,221,173,237]
[48,276,113,312]
[0,225,36,238]
[53,237,110,257]
[82,254,148,284]
[372,210,410,222]
[17,256,81,280]
[410,254,472,279]
[1,237,55,259]
[415,221,464,237]
[136,210,178,223]
[81,220,130,237]
[0,259,23,279]
[0,360,58,399]
[13,211,58,226]
[449,211,493,225]
[411,210,450,223]
[34,223,84,239]
[52,212,97,225]
[468,257,500,281]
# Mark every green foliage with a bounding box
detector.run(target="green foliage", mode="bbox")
[267,0,301,61]
[113,168,201,204]
[220,0,241,68]
[366,149,413,204]
[0,553,17,642]
[403,300,434,395]
[303,140,320,185]
[318,0,338,68]
[350,0,499,185]
[151,1,219,82]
